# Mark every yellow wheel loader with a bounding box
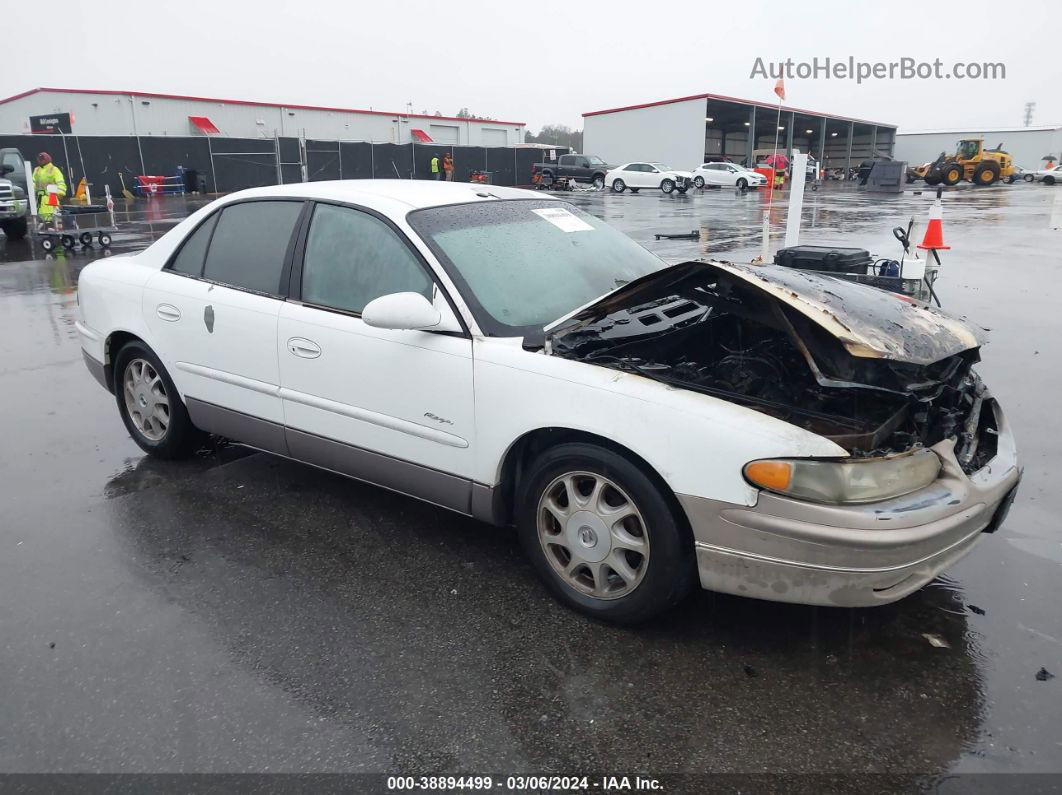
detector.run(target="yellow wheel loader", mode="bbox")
[912,138,1016,187]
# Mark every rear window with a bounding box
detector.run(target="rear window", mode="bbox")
[169,212,218,276]
[203,201,303,295]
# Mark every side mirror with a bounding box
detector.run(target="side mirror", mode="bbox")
[0,164,13,175]
[362,292,445,331]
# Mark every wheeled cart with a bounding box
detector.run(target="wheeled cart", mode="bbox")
[34,197,118,253]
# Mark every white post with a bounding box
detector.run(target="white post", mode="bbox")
[25,160,36,218]
[784,152,808,248]
[760,211,770,262]
[1052,189,1062,231]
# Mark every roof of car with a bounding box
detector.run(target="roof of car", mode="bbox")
[227,179,546,211]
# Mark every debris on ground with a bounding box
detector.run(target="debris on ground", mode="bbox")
[923,633,951,648]
[968,604,987,615]
[743,664,759,678]
[653,230,699,240]
[1035,667,1055,682]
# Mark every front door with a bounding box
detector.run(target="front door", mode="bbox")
[277,202,475,512]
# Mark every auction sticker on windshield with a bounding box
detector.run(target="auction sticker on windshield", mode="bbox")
[532,207,594,232]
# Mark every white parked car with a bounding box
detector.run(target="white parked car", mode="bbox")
[606,162,694,194]
[76,181,1020,623]
[1024,167,1059,185]
[692,162,768,189]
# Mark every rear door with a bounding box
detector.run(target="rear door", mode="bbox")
[624,163,646,187]
[143,199,306,448]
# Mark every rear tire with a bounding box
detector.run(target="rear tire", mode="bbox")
[693,176,705,188]
[1,217,28,241]
[79,231,93,246]
[592,174,605,190]
[611,179,626,193]
[973,163,999,186]
[114,341,203,459]
[41,237,55,252]
[1024,173,1035,183]
[516,442,696,624]
[1045,175,1056,186]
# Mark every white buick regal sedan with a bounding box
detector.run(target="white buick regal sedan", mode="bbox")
[76,181,1020,623]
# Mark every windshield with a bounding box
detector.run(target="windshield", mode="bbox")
[408,199,666,337]
[586,156,606,165]
[650,163,672,171]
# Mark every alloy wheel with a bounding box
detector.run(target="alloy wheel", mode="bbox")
[123,358,170,441]
[537,471,650,599]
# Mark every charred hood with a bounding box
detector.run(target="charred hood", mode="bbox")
[548,261,992,466]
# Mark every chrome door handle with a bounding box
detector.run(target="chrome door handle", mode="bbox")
[287,337,321,359]
[156,304,181,322]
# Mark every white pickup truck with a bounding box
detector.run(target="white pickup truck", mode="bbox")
[0,148,30,240]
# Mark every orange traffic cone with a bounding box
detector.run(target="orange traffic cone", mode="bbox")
[917,192,950,251]
[47,190,59,207]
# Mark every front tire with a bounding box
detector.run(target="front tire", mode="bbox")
[1,217,28,240]
[1045,175,1056,186]
[611,179,626,193]
[660,179,675,194]
[516,442,696,624]
[736,177,748,189]
[114,341,202,458]
[941,163,963,186]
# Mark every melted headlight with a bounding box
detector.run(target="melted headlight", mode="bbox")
[744,449,941,504]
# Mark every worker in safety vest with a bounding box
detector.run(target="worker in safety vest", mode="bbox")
[443,153,454,181]
[430,154,441,180]
[33,152,67,223]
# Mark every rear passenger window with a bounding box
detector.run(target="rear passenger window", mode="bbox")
[169,212,218,276]
[203,201,303,295]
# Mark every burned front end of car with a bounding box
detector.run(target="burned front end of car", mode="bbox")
[547,260,1020,606]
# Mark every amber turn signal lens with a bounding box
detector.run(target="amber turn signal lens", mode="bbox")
[744,460,793,491]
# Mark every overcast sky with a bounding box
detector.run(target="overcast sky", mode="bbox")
[3,0,1057,133]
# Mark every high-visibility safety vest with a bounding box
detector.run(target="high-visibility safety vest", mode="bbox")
[33,163,67,197]
[430,157,440,173]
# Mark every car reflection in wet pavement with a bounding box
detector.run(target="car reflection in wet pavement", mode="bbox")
[1,185,1058,777]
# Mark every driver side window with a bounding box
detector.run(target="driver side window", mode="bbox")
[301,203,433,315]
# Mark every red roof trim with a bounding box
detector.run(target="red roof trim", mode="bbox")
[582,92,894,128]
[0,87,526,127]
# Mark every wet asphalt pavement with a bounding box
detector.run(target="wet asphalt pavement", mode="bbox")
[0,183,1059,780]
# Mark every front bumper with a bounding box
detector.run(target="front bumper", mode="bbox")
[678,400,1020,607]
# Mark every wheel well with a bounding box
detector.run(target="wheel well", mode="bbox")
[492,428,686,529]
[103,330,145,391]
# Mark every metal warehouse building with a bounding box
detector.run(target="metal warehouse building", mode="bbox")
[0,87,526,146]
[583,92,896,176]
[895,126,1062,171]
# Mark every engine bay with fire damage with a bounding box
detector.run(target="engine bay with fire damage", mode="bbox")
[545,261,996,473]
